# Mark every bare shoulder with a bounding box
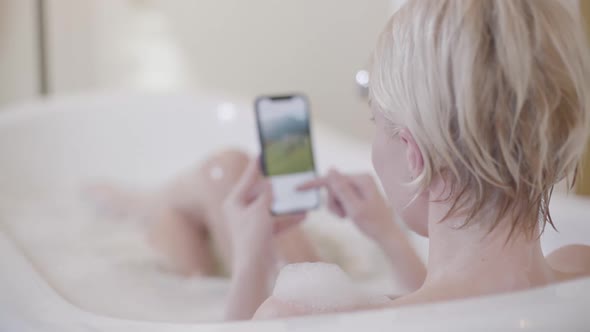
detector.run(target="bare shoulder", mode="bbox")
[546,244,590,277]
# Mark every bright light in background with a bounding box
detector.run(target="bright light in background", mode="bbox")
[217,102,237,122]
[355,70,370,88]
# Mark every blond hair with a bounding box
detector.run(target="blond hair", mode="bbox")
[370,0,590,237]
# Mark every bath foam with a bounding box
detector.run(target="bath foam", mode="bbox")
[272,262,390,312]
[0,193,229,322]
[0,190,396,322]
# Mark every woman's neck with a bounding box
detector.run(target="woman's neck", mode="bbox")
[422,202,557,297]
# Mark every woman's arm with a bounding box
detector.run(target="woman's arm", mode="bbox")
[375,230,426,291]
[222,158,306,321]
[225,255,276,320]
[299,170,426,292]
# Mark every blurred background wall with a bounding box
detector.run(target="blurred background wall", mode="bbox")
[0,0,409,140]
[0,0,41,105]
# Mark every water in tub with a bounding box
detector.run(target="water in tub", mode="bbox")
[0,183,404,322]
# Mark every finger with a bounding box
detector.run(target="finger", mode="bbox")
[327,193,346,218]
[329,171,362,214]
[252,180,273,209]
[297,177,328,191]
[245,179,268,203]
[349,174,377,198]
[310,174,346,217]
[232,157,263,203]
[359,174,386,201]
[332,171,363,198]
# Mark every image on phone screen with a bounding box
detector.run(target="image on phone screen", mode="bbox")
[255,95,320,215]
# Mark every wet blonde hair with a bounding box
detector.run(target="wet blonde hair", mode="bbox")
[370,0,590,237]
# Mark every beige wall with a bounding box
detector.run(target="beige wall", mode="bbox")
[0,0,40,105]
[43,0,392,139]
[0,1,403,138]
[44,0,103,94]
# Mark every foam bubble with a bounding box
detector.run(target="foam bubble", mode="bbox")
[272,262,390,312]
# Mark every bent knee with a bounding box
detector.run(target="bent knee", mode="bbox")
[201,149,250,183]
[194,149,252,207]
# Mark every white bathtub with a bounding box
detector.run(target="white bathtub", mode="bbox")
[0,93,589,331]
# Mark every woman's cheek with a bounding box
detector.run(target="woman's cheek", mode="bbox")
[371,130,400,201]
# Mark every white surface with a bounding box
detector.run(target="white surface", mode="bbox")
[0,93,589,331]
[271,172,319,214]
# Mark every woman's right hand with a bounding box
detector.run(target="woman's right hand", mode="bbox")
[299,169,427,291]
[299,169,400,244]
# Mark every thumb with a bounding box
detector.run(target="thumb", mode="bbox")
[232,157,263,204]
[253,181,273,209]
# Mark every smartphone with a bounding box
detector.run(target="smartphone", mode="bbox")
[255,94,320,215]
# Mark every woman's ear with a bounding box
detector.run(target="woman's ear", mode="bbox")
[399,128,424,178]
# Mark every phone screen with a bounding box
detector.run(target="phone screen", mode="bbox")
[255,95,320,214]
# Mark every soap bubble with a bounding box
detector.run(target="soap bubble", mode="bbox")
[272,262,389,312]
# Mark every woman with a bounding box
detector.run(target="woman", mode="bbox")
[224,0,590,320]
[88,149,423,281]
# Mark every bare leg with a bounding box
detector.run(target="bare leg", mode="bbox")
[83,180,216,276]
[147,208,215,276]
[187,149,321,271]
[181,149,252,272]
[274,227,321,264]
[85,149,320,276]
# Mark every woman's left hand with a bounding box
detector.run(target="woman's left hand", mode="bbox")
[223,157,306,268]
[223,157,306,320]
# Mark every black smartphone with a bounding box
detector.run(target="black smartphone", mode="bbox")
[254,94,320,215]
